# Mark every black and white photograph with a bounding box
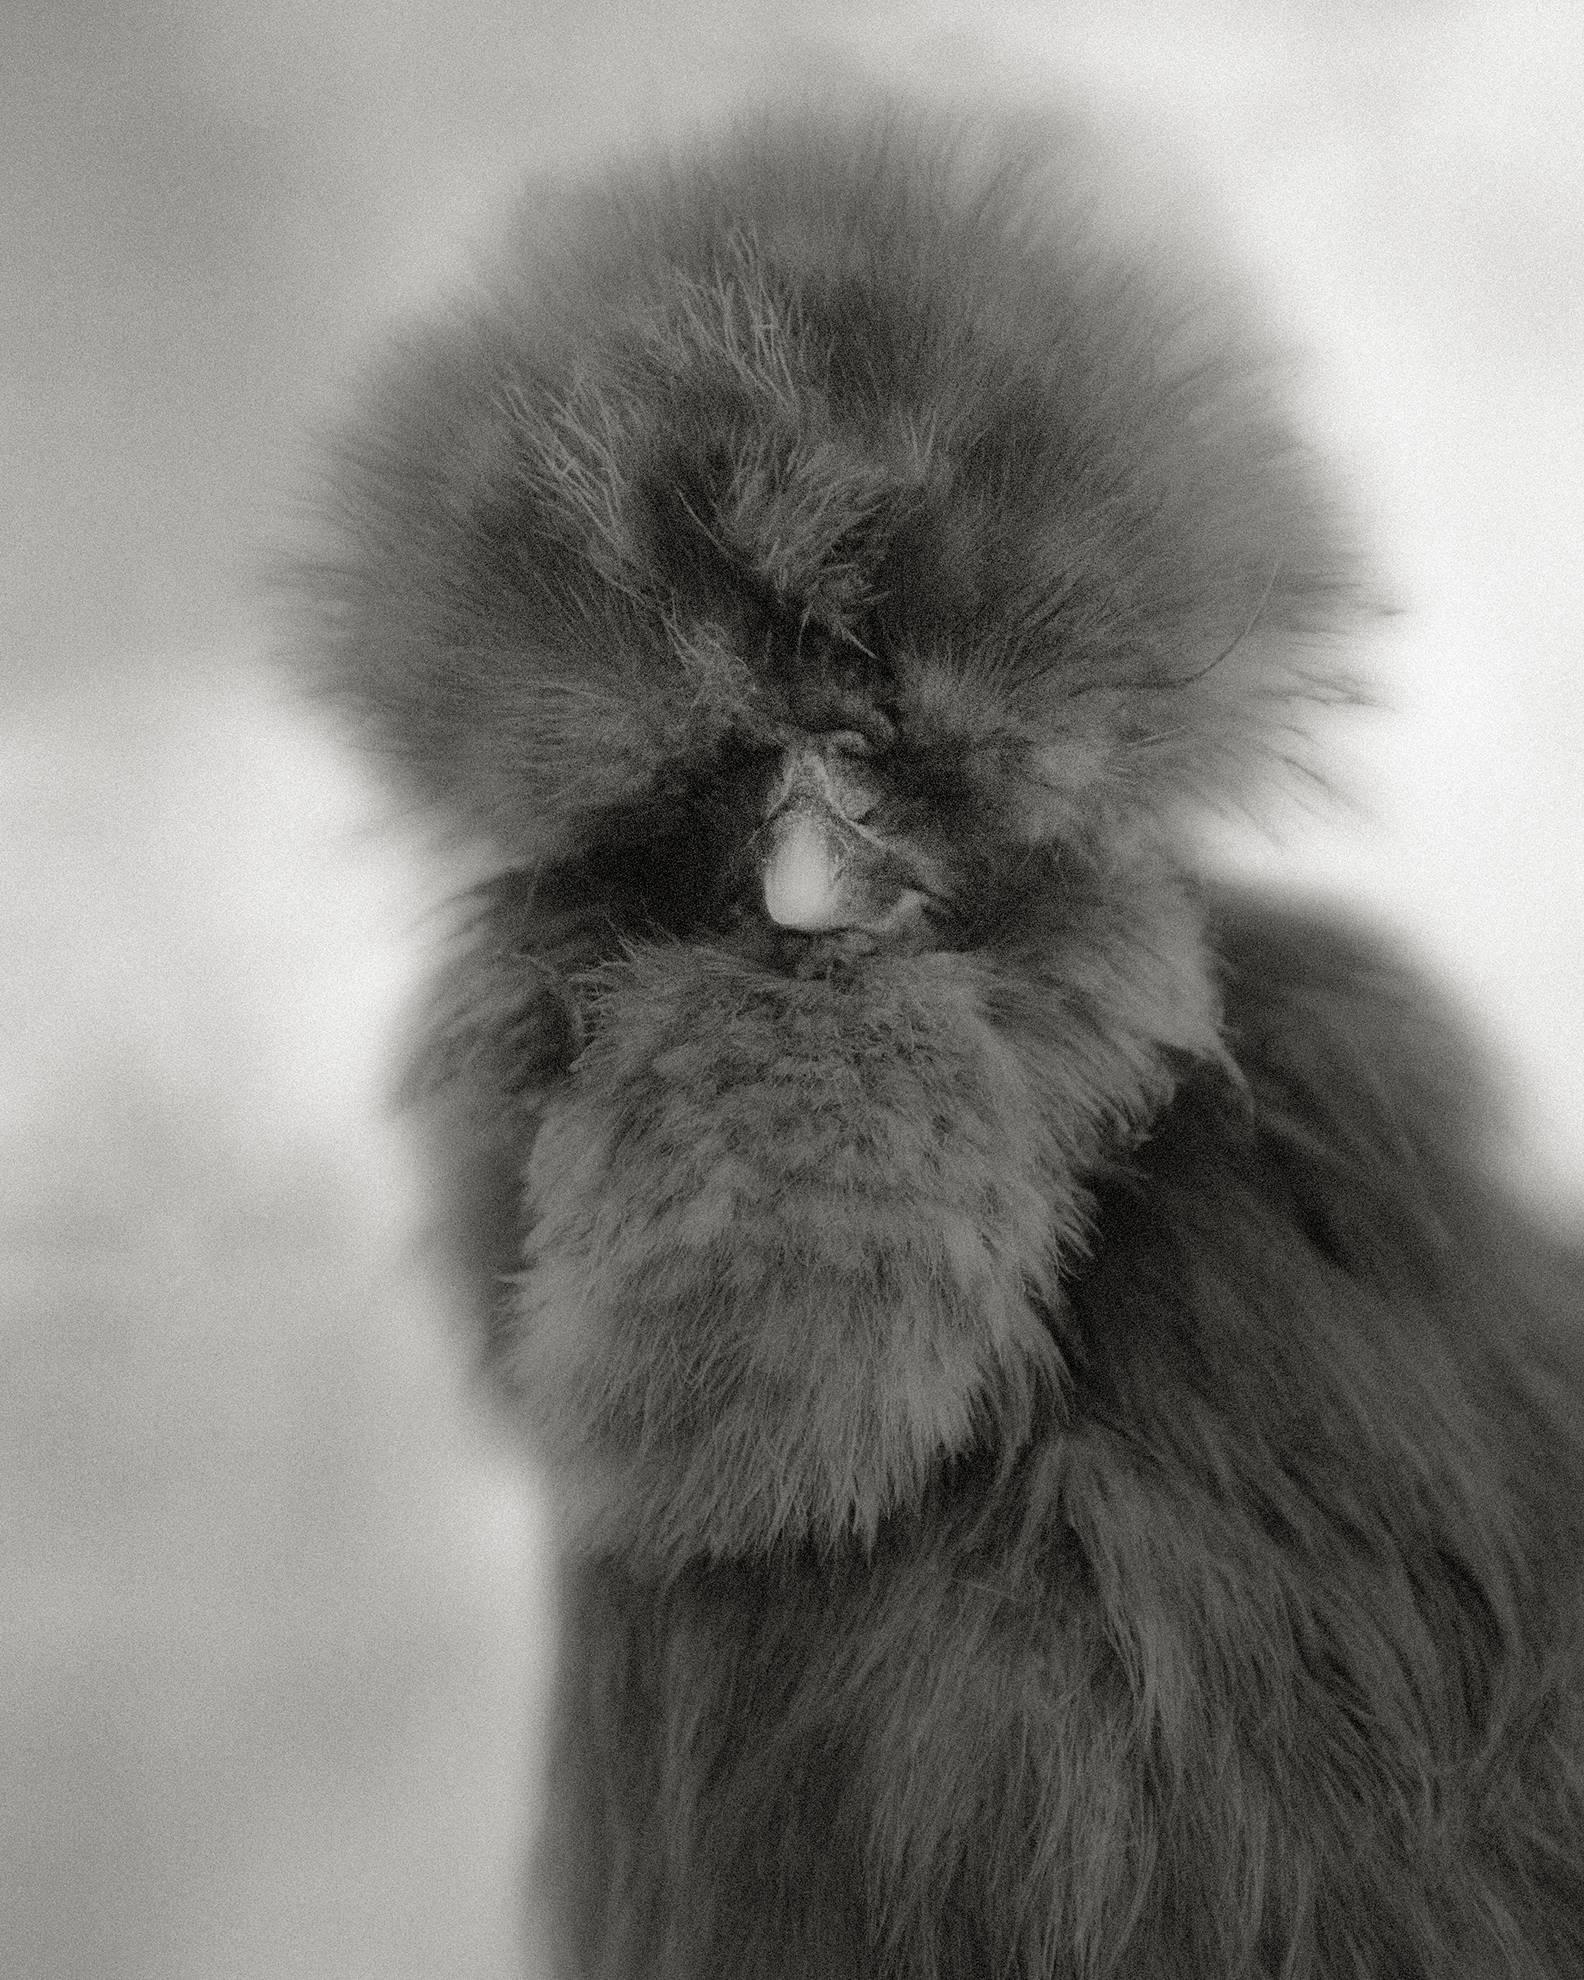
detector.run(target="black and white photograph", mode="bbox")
[5,4,1583,1975]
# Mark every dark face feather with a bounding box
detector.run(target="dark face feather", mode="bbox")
[307,108,1364,1563]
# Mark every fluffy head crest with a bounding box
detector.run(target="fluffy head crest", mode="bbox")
[302,102,1369,863]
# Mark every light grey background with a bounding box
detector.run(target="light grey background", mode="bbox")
[4,4,1580,1974]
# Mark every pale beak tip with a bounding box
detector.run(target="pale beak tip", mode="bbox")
[762,811,845,931]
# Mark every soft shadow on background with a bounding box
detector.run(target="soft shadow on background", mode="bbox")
[3,3,1581,1974]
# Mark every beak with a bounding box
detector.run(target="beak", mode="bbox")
[759,746,932,938]
[762,803,849,931]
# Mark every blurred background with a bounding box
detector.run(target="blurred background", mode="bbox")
[3,3,1580,1974]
